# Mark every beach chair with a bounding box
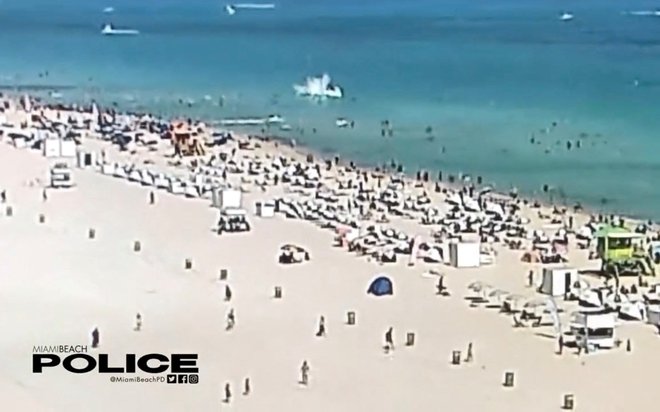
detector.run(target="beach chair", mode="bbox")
[128,168,142,183]
[113,164,128,179]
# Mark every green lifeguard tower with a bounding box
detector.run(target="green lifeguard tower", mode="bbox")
[595,225,655,277]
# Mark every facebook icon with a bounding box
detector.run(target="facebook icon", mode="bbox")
[177,375,188,384]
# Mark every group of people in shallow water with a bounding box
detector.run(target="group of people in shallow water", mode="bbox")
[529,121,610,155]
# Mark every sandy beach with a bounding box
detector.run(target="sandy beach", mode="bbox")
[1,97,659,412]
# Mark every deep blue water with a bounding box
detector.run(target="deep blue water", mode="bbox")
[1,0,659,217]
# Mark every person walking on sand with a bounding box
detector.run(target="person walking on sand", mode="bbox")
[135,313,142,331]
[316,316,326,337]
[42,188,48,202]
[223,382,232,403]
[1,189,6,203]
[300,361,310,385]
[385,327,394,351]
[226,308,235,330]
[224,284,232,302]
[557,334,564,355]
[91,327,100,348]
[243,377,250,395]
[437,275,446,295]
[149,191,155,205]
[466,342,474,362]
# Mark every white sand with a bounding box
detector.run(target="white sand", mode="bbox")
[1,109,659,412]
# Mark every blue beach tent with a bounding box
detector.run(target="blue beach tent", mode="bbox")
[367,276,393,296]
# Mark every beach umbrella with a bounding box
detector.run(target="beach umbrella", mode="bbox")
[467,281,492,293]
[487,289,510,299]
[523,297,550,310]
[503,294,527,312]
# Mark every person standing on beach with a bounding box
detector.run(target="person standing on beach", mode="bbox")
[316,316,326,337]
[91,327,100,348]
[437,275,446,295]
[0,189,6,203]
[223,382,232,403]
[243,377,251,395]
[149,191,155,205]
[42,188,48,202]
[224,284,232,302]
[577,338,584,356]
[466,342,474,362]
[226,308,235,331]
[385,327,394,351]
[557,335,564,355]
[135,313,142,331]
[300,361,310,385]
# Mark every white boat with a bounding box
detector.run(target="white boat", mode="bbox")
[225,5,237,15]
[560,12,574,21]
[266,114,284,124]
[101,24,139,36]
[294,74,343,99]
[335,118,350,128]
[103,7,115,13]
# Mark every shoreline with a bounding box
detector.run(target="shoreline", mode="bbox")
[3,91,655,227]
[12,89,657,223]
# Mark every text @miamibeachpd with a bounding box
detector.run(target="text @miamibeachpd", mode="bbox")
[32,346,199,384]
[110,374,199,384]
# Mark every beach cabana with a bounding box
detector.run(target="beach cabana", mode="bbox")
[449,241,480,268]
[76,150,97,168]
[647,305,660,327]
[43,138,61,157]
[539,266,579,297]
[255,200,276,218]
[367,276,393,296]
[212,188,242,210]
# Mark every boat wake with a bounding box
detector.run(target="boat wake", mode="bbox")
[225,3,275,15]
[101,24,139,36]
[624,10,660,17]
[234,3,275,9]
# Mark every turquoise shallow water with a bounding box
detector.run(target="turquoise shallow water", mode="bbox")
[1,0,659,218]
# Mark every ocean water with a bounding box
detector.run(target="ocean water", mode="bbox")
[1,0,660,218]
